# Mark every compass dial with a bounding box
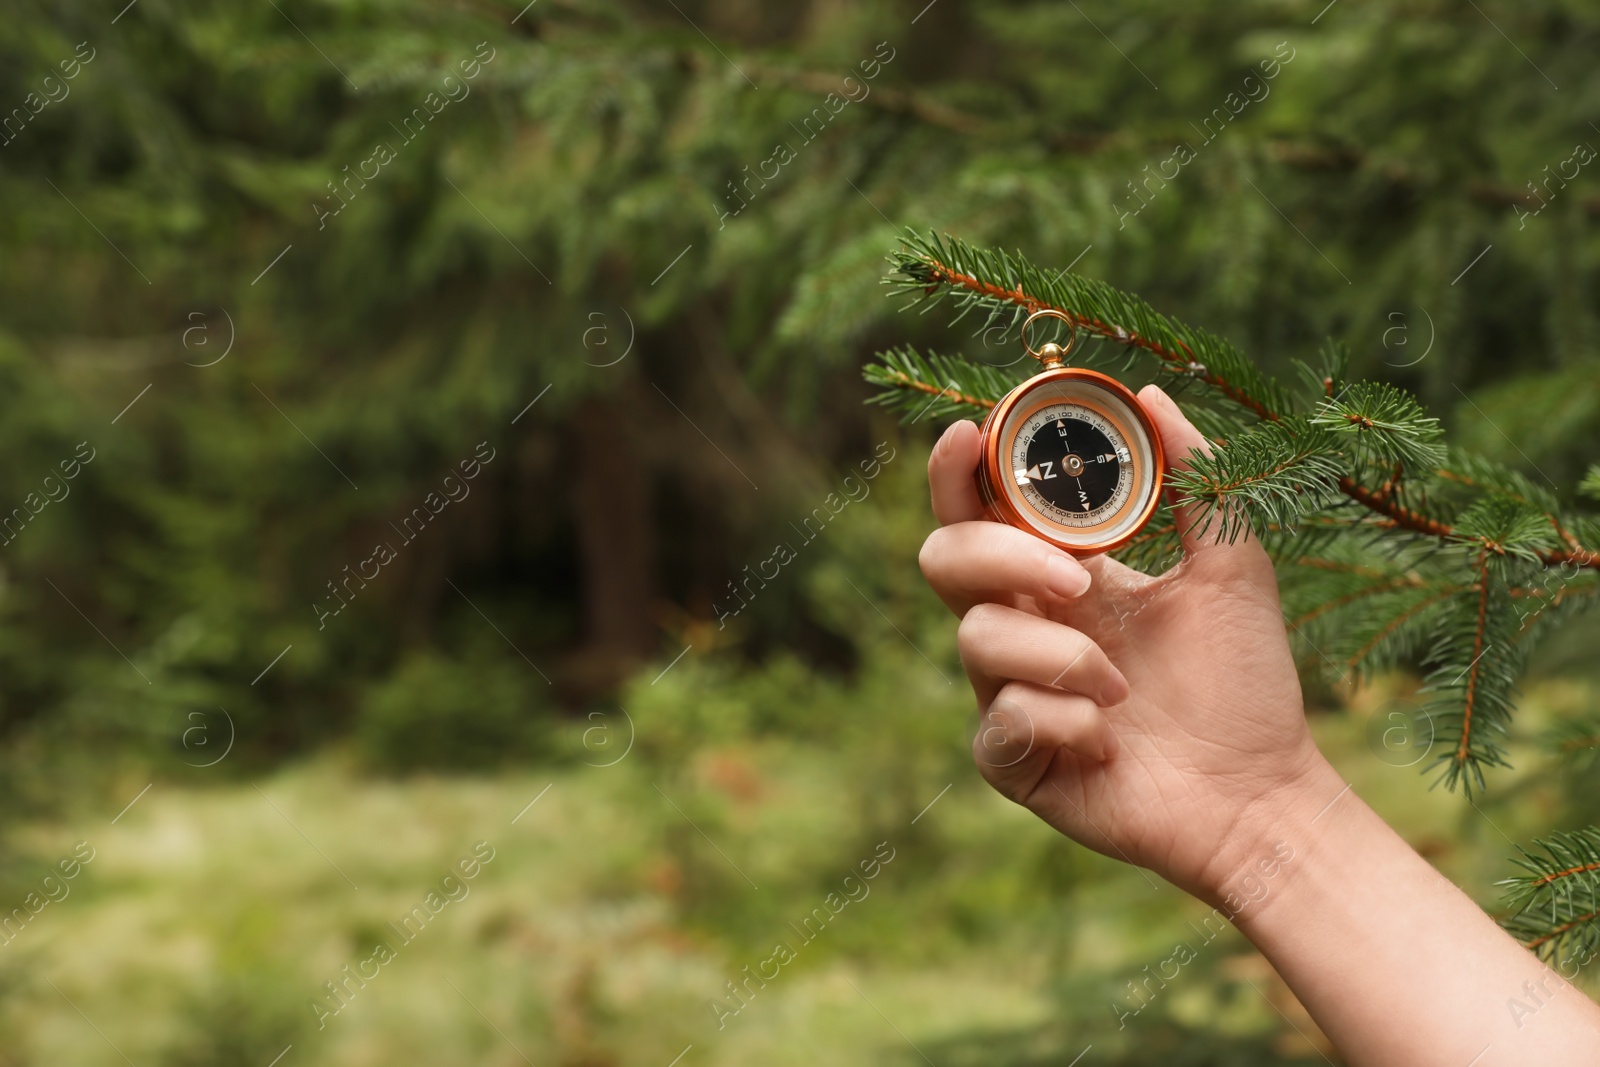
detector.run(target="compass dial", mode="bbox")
[977,369,1163,554]
[1012,404,1132,528]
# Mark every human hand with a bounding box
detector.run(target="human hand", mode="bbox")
[918,384,1338,904]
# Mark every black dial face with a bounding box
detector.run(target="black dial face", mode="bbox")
[1009,403,1133,528]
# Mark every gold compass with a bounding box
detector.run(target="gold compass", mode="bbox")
[975,310,1165,555]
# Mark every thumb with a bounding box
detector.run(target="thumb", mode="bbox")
[1138,383,1270,568]
[928,419,987,526]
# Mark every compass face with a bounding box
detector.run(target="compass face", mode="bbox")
[979,370,1162,554]
[1013,404,1132,528]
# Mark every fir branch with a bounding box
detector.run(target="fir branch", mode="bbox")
[867,230,1600,572]
[1501,827,1600,962]
[862,345,1005,420]
[1290,556,1398,578]
[1292,339,1350,401]
[1339,585,1458,675]
[1457,551,1494,775]
[1440,451,1565,520]
[885,229,1295,421]
[1277,534,1462,677]
[1421,548,1527,794]
[1257,516,1381,566]
[1435,451,1589,554]
[1335,476,1456,541]
[1329,471,1600,571]
[1544,714,1600,774]
[1449,495,1564,561]
[1510,572,1600,636]
[1165,418,1344,543]
[1290,571,1430,629]
[1581,465,1600,502]
[1310,382,1447,472]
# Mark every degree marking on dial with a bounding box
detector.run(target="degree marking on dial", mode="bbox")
[1009,401,1134,527]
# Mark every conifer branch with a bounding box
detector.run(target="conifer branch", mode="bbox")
[1166,418,1344,543]
[1289,572,1430,629]
[1337,476,1455,539]
[883,229,1292,421]
[862,345,1005,420]
[1291,557,1404,579]
[1418,503,1545,792]
[1501,828,1600,961]
[1340,587,1458,673]
[1581,466,1600,502]
[1455,551,1493,773]
[1545,714,1600,773]
[1310,382,1446,472]
[864,230,1600,571]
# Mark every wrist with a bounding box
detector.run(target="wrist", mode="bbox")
[1192,744,1345,914]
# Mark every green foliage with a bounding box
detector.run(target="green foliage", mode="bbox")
[1415,567,1523,794]
[884,228,1297,420]
[158,976,306,1067]
[1287,557,1456,681]
[1309,382,1447,473]
[1544,713,1600,775]
[1583,467,1600,502]
[1501,828,1600,965]
[1167,417,1344,542]
[862,346,1017,424]
[355,652,548,771]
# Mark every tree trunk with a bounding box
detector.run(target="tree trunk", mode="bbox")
[568,386,658,677]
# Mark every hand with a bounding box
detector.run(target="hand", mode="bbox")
[919,384,1337,904]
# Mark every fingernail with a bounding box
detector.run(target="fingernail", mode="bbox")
[1046,554,1091,598]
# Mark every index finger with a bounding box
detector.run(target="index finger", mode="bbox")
[929,419,987,526]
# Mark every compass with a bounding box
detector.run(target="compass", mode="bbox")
[976,310,1164,555]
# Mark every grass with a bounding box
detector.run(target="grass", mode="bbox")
[0,668,1588,1066]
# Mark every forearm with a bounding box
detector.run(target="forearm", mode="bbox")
[1225,757,1600,1066]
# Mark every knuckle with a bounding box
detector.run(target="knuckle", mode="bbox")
[957,601,1005,650]
[970,735,1031,804]
[994,680,1032,709]
[1054,633,1113,696]
[1052,628,1092,670]
[969,600,1007,626]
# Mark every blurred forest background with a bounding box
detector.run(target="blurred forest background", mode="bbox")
[2,0,1599,1064]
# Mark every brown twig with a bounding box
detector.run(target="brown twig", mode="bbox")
[1531,864,1600,889]
[1526,909,1600,950]
[883,372,994,412]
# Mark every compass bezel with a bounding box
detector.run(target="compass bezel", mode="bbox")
[976,367,1165,556]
